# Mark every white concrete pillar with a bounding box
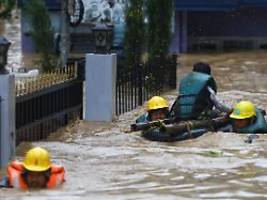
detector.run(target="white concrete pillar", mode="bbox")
[0,74,15,168]
[84,53,117,122]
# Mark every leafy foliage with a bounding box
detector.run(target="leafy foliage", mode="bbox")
[24,0,56,72]
[146,0,173,61]
[0,0,16,18]
[124,0,145,72]
[145,0,173,91]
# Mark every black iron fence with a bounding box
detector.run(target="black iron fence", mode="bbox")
[15,64,83,145]
[116,54,177,115]
[14,54,176,144]
[116,64,152,115]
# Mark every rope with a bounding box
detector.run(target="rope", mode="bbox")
[184,121,193,138]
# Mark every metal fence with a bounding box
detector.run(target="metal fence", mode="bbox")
[116,54,177,115]
[116,65,150,115]
[15,64,83,145]
[14,55,176,144]
[15,65,77,96]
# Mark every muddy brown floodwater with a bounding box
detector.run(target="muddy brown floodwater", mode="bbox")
[1,13,267,200]
[0,51,266,200]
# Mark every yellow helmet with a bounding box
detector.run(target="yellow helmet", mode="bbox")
[147,96,168,111]
[23,147,51,172]
[230,101,256,119]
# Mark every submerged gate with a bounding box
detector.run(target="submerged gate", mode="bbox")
[15,64,84,145]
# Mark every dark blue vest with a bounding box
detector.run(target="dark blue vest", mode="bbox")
[172,72,217,120]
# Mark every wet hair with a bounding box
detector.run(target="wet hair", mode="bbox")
[193,62,211,75]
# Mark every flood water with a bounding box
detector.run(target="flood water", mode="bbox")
[1,13,267,200]
[0,51,266,200]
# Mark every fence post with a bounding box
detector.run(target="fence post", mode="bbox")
[137,64,143,106]
[169,53,178,89]
[76,59,85,81]
[84,53,117,121]
[0,74,15,168]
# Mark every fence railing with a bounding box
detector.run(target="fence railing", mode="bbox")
[15,65,77,97]
[15,64,83,145]
[116,54,177,115]
[116,65,147,115]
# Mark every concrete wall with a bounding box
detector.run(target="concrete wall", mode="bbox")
[0,75,15,168]
[84,53,117,122]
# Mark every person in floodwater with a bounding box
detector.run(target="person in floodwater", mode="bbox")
[170,62,220,122]
[0,147,65,189]
[135,96,169,123]
[228,101,267,133]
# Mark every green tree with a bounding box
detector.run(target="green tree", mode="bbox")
[146,0,173,90]
[25,0,56,72]
[124,0,145,71]
[0,0,16,18]
[146,0,173,61]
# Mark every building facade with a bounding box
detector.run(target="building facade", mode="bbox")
[20,0,267,54]
[170,0,267,53]
[19,0,126,54]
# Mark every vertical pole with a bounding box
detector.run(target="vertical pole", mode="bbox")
[118,76,122,115]
[60,0,70,67]
[169,53,177,89]
[138,64,143,106]
[115,75,118,115]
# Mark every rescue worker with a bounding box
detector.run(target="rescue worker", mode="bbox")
[229,101,267,133]
[0,147,65,189]
[135,96,169,123]
[170,62,217,121]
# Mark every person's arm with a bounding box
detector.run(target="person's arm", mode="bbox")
[207,87,232,113]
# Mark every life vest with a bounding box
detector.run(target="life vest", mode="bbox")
[171,72,217,121]
[135,113,150,123]
[237,109,267,133]
[7,161,65,189]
